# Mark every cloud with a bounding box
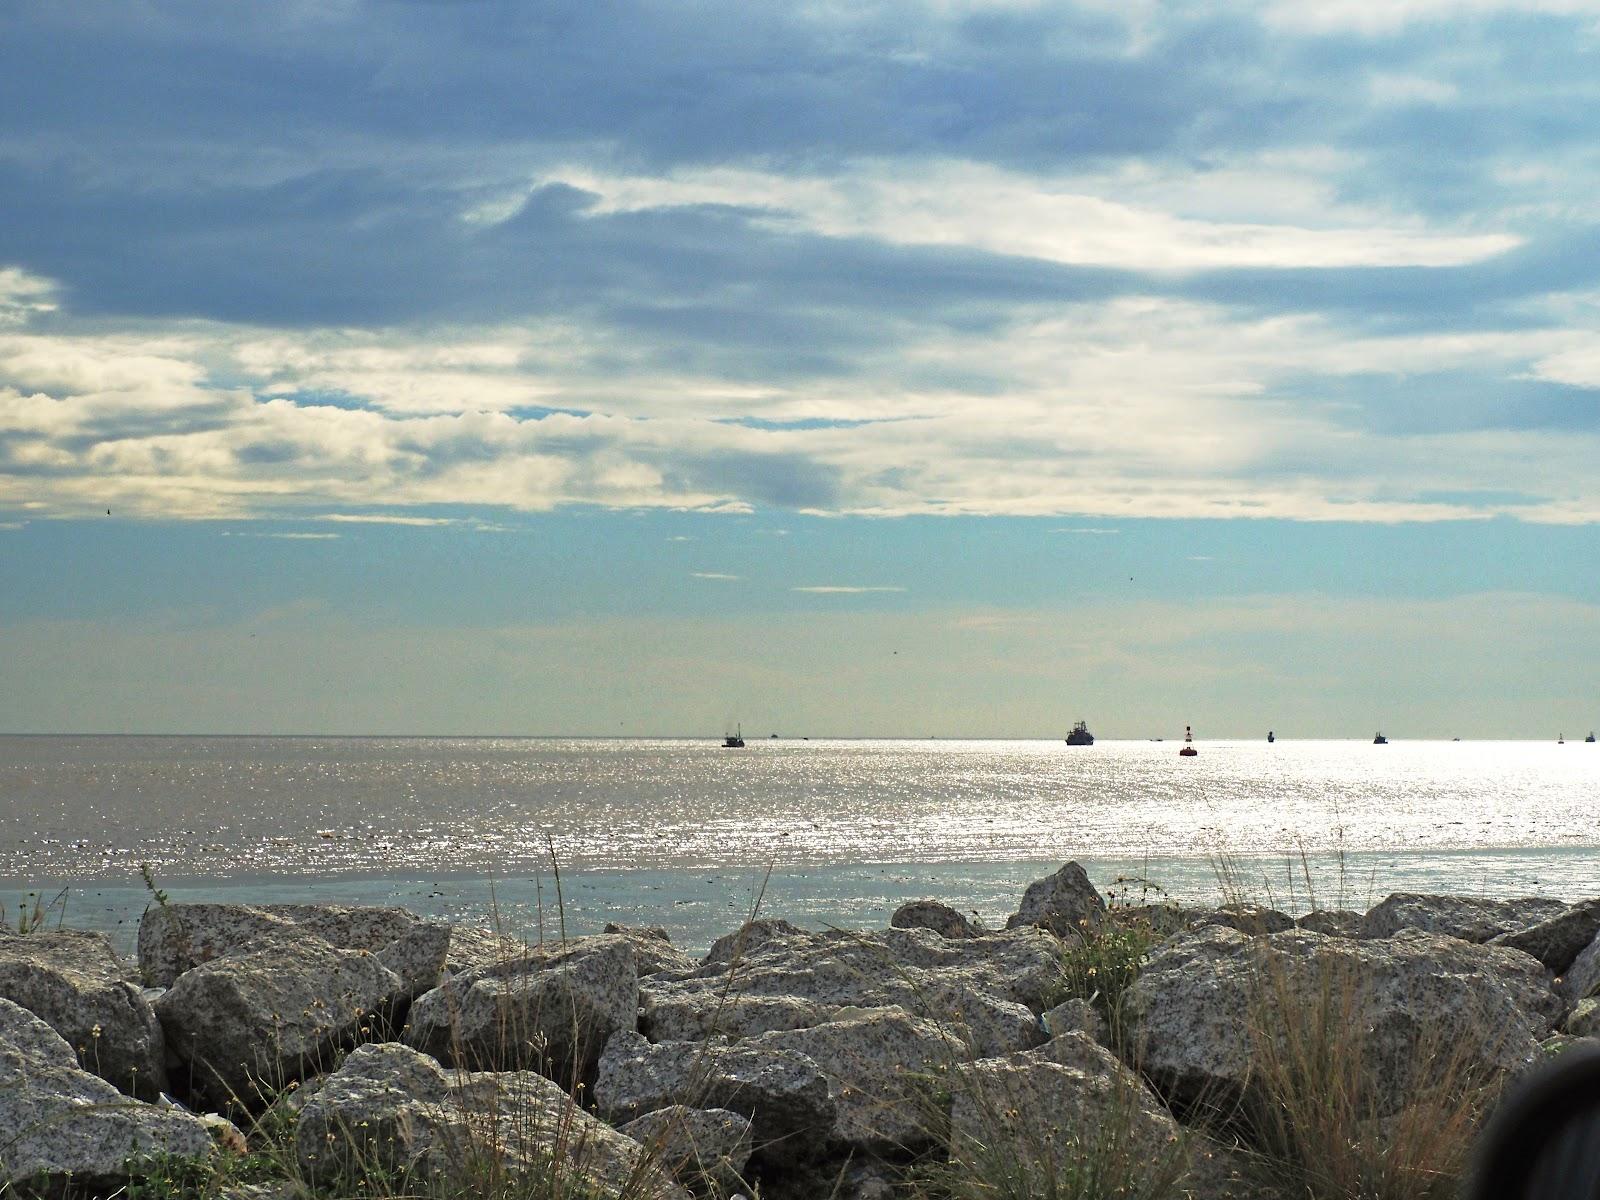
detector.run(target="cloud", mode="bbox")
[319,513,468,527]
[6,278,1600,525]
[0,268,57,327]
[792,585,908,593]
[548,160,1519,271]
[221,531,341,540]
[691,572,741,580]
[6,3,1600,527]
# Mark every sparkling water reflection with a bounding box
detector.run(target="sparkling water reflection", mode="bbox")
[2,735,1595,883]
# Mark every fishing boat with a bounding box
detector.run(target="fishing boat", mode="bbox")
[723,724,745,748]
[1179,725,1197,757]
[1587,732,1596,743]
[1065,720,1095,746]
[1373,732,1388,745]
[1267,730,1275,744]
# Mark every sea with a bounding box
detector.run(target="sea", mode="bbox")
[1,735,1596,954]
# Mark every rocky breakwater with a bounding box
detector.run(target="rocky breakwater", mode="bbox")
[0,869,1595,1199]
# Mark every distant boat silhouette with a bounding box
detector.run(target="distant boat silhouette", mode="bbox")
[1587,732,1596,742]
[1267,730,1275,744]
[723,724,745,748]
[1180,725,1197,757]
[1373,731,1388,745]
[1558,733,1564,744]
[1065,720,1094,746]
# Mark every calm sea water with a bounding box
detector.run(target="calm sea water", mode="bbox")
[1,736,1595,951]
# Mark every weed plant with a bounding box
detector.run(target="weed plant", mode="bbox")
[1047,912,1157,1054]
[0,886,68,934]
[1239,931,1504,1200]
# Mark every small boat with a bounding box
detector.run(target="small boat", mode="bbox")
[1587,732,1596,743]
[1558,734,1564,744]
[1373,732,1388,745]
[1065,720,1095,746]
[1179,725,1197,757]
[723,724,745,748]
[1267,730,1275,744]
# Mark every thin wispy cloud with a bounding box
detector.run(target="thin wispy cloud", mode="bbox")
[691,572,742,581]
[792,585,908,594]
[221,531,342,540]
[318,514,467,527]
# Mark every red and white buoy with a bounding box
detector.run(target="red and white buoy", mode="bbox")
[1179,724,1198,757]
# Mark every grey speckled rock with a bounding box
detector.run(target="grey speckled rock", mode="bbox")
[0,998,226,1190]
[748,1007,955,1148]
[405,933,637,1082]
[1490,898,1600,974]
[1361,893,1568,943]
[138,902,424,988]
[702,919,811,966]
[0,928,167,1098]
[1189,904,1293,936]
[604,924,700,977]
[1561,929,1600,1002]
[374,921,451,999]
[156,935,403,1107]
[891,900,984,939]
[642,993,835,1043]
[1127,925,1562,1112]
[1296,909,1365,938]
[1565,998,1599,1037]
[1004,861,1107,936]
[441,925,531,976]
[296,1042,686,1200]
[619,1105,752,1195]
[1041,997,1107,1045]
[949,1032,1188,1190]
[596,1030,835,1167]
[642,926,1050,1058]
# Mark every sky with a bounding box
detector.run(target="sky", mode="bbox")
[2,0,1599,736]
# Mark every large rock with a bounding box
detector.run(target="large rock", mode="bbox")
[0,928,166,1098]
[1004,861,1107,936]
[605,924,701,977]
[139,902,434,989]
[641,925,1051,1057]
[1489,898,1600,974]
[747,1007,954,1148]
[296,1042,685,1199]
[1563,929,1600,1002]
[1189,904,1294,936]
[1361,893,1568,943]
[1565,998,1600,1038]
[890,900,984,939]
[1040,997,1107,1044]
[0,998,227,1190]
[702,919,810,966]
[947,1032,1191,1193]
[619,1106,752,1195]
[643,994,835,1043]
[596,1030,835,1167]
[156,934,403,1107]
[1295,909,1365,938]
[404,933,637,1082]
[373,920,452,999]
[1127,925,1563,1112]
